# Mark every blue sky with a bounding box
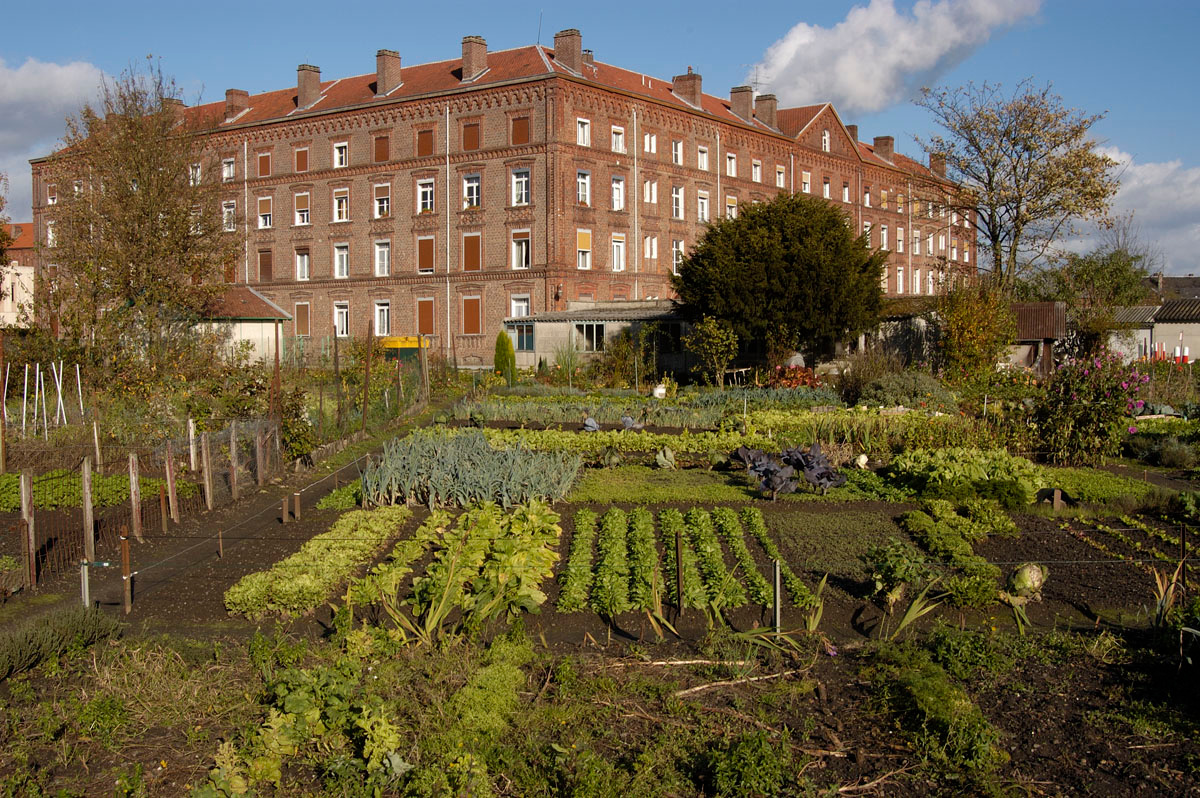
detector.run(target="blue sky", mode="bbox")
[3,0,1198,272]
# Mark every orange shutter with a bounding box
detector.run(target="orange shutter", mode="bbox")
[294,303,310,336]
[257,197,271,216]
[462,123,480,151]
[374,136,389,163]
[294,148,308,172]
[463,297,481,335]
[416,129,433,157]
[295,193,309,212]
[258,250,273,282]
[463,234,481,271]
[374,184,389,201]
[418,237,434,271]
[417,299,434,335]
[512,117,530,145]
[258,152,271,177]
[576,230,591,251]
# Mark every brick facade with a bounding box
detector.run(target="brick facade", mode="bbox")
[30,29,973,365]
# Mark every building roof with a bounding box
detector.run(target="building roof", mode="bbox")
[1012,301,1067,341]
[4,224,34,251]
[1112,305,1160,326]
[776,104,827,137]
[1154,299,1200,324]
[204,286,292,321]
[505,300,679,325]
[1151,275,1200,300]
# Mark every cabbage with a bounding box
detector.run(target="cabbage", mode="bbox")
[1008,563,1048,598]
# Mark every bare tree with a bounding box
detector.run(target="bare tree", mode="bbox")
[915,79,1119,291]
[0,173,11,267]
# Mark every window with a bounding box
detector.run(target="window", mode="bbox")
[462,296,482,335]
[643,235,658,260]
[293,302,310,336]
[611,126,625,153]
[821,129,830,152]
[897,194,904,214]
[295,249,310,281]
[374,184,390,218]
[643,132,656,153]
[417,236,435,273]
[952,210,959,225]
[725,195,737,219]
[222,201,236,232]
[511,169,530,205]
[334,302,349,338]
[938,234,946,252]
[462,233,481,272]
[963,245,970,264]
[863,221,872,245]
[374,301,391,336]
[776,166,786,189]
[697,146,708,171]
[611,176,625,211]
[671,139,683,165]
[880,190,888,210]
[508,296,533,352]
[463,174,481,209]
[881,224,889,250]
[927,232,934,254]
[576,229,592,270]
[511,229,531,269]
[672,239,685,275]
[45,221,55,248]
[511,116,530,145]
[576,118,591,146]
[417,298,435,335]
[375,241,390,276]
[333,188,349,222]
[73,180,82,196]
[222,158,235,181]
[611,233,625,272]
[416,129,434,157]
[294,193,310,225]
[575,322,604,352]
[897,227,904,254]
[189,164,201,186]
[374,135,389,163]
[334,243,349,278]
[643,179,657,205]
[257,196,272,229]
[697,192,709,223]
[913,268,921,295]
[333,142,348,168]
[842,182,850,203]
[927,270,935,295]
[801,171,811,193]
[576,171,591,205]
[258,250,273,282]
[294,147,308,173]
[912,229,921,256]
[823,178,831,199]
[257,151,271,178]
[897,266,905,295]
[417,179,435,213]
[863,187,871,207]
[671,186,683,219]
[951,239,958,261]
[725,152,737,178]
[510,295,531,319]
[752,160,762,183]
[46,184,57,205]
[462,122,480,151]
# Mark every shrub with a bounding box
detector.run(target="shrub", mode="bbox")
[493,331,516,387]
[0,608,121,681]
[859,371,958,413]
[705,731,792,797]
[887,447,1046,507]
[1034,350,1148,465]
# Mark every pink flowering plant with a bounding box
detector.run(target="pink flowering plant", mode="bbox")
[1033,349,1147,465]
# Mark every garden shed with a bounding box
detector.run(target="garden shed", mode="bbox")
[1007,302,1067,376]
[201,286,292,362]
[504,300,687,372]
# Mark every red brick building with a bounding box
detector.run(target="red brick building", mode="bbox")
[31,29,972,365]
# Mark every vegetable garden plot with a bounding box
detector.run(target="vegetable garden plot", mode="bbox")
[1064,516,1199,589]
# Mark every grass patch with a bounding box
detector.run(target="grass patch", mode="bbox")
[1047,467,1160,506]
[0,607,121,681]
[769,510,900,583]
[568,466,754,504]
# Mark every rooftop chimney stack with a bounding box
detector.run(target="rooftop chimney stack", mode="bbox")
[930,153,946,178]
[755,93,777,129]
[554,29,582,73]
[224,89,249,120]
[673,67,702,107]
[582,49,594,65]
[375,49,402,96]
[730,86,753,122]
[162,97,185,123]
[873,135,894,161]
[461,35,488,81]
[297,64,321,109]
[846,124,858,143]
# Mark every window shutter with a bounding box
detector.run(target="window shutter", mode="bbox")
[512,117,530,145]
[295,149,308,172]
[258,152,271,177]
[416,129,433,157]
[463,234,481,271]
[418,237,434,271]
[294,303,309,336]
[374,136,389,163]
[463,297,482,335]
[374,184,389,201]
[463,123,480,151]
[295,193,309,212]
[417,299,434,335]
[577,230,591,251]
[258,197,271,216]
[258,250,273,282]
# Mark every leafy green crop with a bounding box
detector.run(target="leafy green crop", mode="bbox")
[739,507,815,609]
[590,509,631,618]
[626,507,663,612]
[658,509,708,610]
[712,508,771,606]
[887,448,1046,507]
[0,469,198,512]
[899,500,1002,609]
[557,509,598,613]
[684,508,745,608]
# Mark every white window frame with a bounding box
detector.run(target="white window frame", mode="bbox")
[881,224,889,250]
[643,235,658,260]
[463,173,481,209]
[333,188,350,222]
[897,227,904,254]
[913,229,921,256]
[510,229,531,270]
[671,186,684,219]
[374,240,390,277]
[801,171,811,193]
[821,129,830,152]
[725,152,737,178]
[913,268,922,295]
[334,302,350,338]
[842,183,850,203]
[577,229,592,270]
[417,235,435,274]
[863,188,871,208]
[697,146,708,171]
[672,239,685,276]
[725,195,737,220]
[576,117,591,147]
[417,179,435,213]
[257,196,272,229]
[189,163,202,186]
[333,141,349,168]
[697,191,709,223]
[373,184,390,219]
[45,221,55,248]
[374,301,391,336]
[611,176,625,211]
[611,125,625,153]
[222,201,236,232]
[294,301,310,336]
[334,243,349,279]
[576,171,591,206]
[643,132,656,153]
[823,178,831,199]
[611,233,626,272]
[776,166,786,189]
[295,250,310,281]
[752,160,762,183]
[510,294,531,318]
[295,192,310,226]
[671,139,683,165]
[511,169,530,206]
[897,265,905,295]
[222,158,235,182]
[643,179,657,205]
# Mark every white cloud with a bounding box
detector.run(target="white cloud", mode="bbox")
[754,0,1040,115]
[0,57,103,222]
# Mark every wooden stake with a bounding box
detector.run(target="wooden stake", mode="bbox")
[188,418,197,472]
[229,420,239,502]
[129,452,143,543]
[19,472,32,588]
[773,560,782,634]
[675,525,684,616]
[120,530,131,614]
[362,319,373,435]
[93,420,102,474]
[334,334,343,432]
[159,484,168,532]
[164,441,179,522]
[201,432,213,511]
[81,456,94,564]
[293,492,301,521]
[80,559,90,608]
[218,527,223,558]
[255,427,265,487]
[282,497,289,524]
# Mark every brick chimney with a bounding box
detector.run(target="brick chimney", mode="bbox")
[162,97,185,123]
[376,49,402,96]
[930,153,946,178]
[730,86,753,122]
[755,93,777,129]
[554,29,582,73]
[846,124,858,143]
[873,135,894,161]
[673,67,702,107]
[224,89,249,120]
[582,49,594,65]
[297,64,321,109]
[461,36,487,81]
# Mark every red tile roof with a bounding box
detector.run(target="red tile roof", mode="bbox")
[204,286,291,321]
[776,104,827,137]
[4,223,34,251]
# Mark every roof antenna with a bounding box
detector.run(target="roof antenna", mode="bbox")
[537,10,543,45]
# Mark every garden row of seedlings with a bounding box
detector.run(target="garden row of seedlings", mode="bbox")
[557,506,816,623]
[1065,515,1199,590]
